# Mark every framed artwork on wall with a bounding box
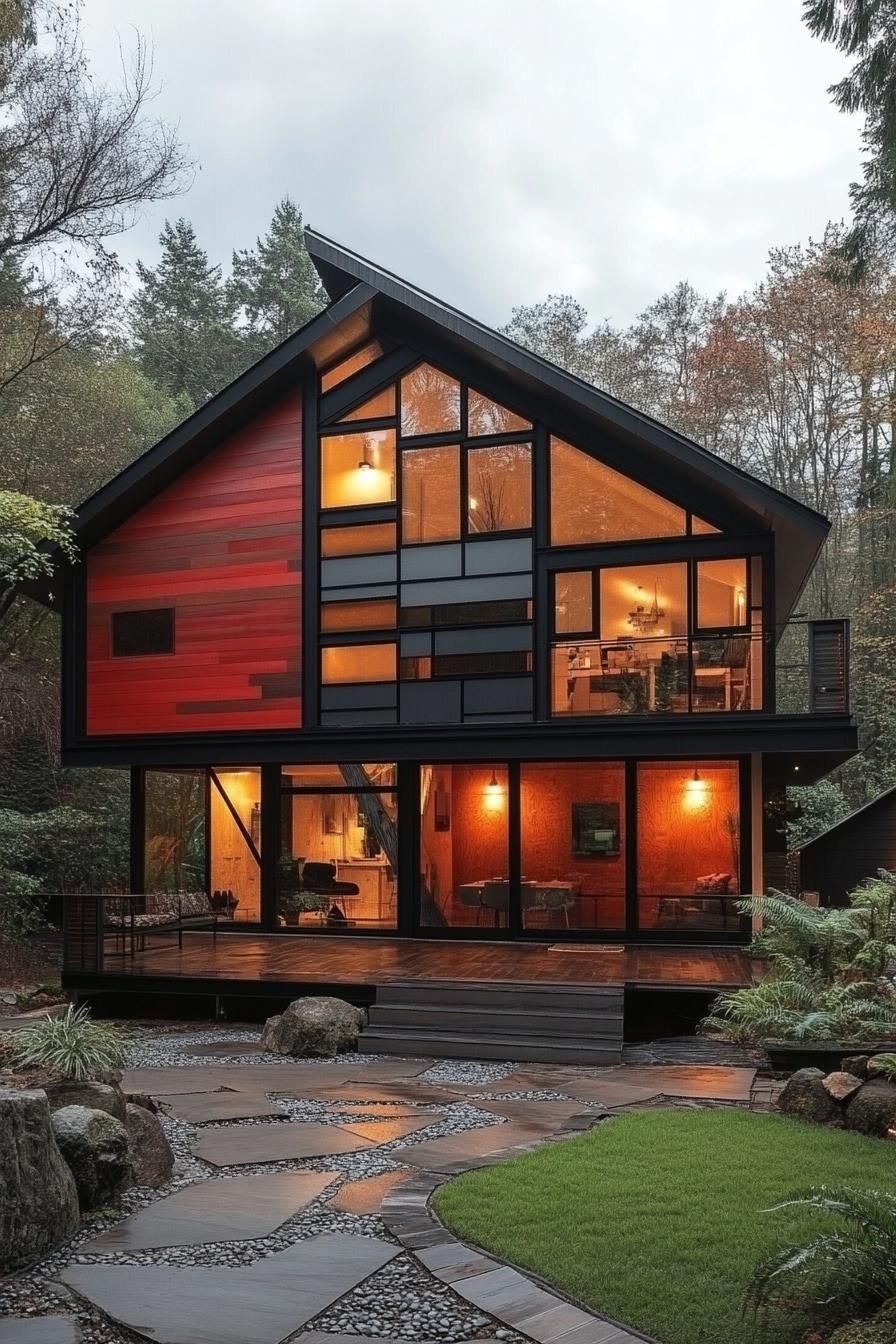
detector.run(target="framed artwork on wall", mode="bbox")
[572,802,620,857]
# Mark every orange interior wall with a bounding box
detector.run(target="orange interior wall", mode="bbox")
[637,761,740,895]
[520,763,626,894]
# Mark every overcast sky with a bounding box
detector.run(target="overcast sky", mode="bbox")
[82,0,860,328]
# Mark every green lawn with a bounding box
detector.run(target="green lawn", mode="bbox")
[433,1108,896,1344]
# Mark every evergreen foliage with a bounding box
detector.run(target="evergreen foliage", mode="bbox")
[231,197,325,352]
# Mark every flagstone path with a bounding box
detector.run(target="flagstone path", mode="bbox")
[1,1029,761,1344]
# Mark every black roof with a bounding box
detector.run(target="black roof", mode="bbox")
[31,229,831,621]
[796,782,896,854]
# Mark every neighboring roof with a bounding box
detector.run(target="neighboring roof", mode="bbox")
[796,782,896,854]
[30,229,831,621]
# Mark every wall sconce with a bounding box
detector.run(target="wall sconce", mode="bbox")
[736,587,746,621]
[357,443,373,471]
[483,769,505,813]
[683,765,709,810]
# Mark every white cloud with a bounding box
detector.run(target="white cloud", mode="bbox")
[83,0,860,326]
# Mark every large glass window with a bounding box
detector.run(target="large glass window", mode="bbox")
[339,385,396,422]
[321,522,397,558]
[696,557,748,629]
[321,643,397,684]
[551,558,763,715]
[321,341,384,393]
[637,760,742,933]
[550,436,687,545]
[144,769,207,894]
[280,764,397,931]
[467,389,531,437]
[210,768,261,922]
[419,764,510,928]
[520,763,625,931]
[467,443,532,533]
[321,429,396,509]
[400,364,461,436]
[401,444,460,542]
[554,572,592,634]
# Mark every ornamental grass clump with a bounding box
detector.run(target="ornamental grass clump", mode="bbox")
[744,1186,896,1342]
[703,872,896,1045]
[11,1003,128,1080]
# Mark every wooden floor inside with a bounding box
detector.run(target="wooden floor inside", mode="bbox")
[93,932,755,991]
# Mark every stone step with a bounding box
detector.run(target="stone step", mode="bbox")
[369,1001,622,1037]
[358,1027,623,1066]
[378,980,623,1012]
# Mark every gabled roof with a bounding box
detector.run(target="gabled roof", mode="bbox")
[31,228,831,622]
[796,782,896,854]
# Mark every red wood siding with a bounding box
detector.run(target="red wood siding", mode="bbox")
[85,393,302,735]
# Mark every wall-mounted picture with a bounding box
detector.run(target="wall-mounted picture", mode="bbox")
[572,802,620,857]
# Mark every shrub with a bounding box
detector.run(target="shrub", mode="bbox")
[11,1004,128,1080]
[744,1186,896,1341]
[703,874,896,1044]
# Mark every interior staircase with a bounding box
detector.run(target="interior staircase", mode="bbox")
[358,979,624,1065]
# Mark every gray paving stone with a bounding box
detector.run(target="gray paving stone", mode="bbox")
[193,1120,375,1166]
[61,1232,399,1344]
[81,1170,337,1252]
[390,1121,546,1173]
[165,1091,288,1122]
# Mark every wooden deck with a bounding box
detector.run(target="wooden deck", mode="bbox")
[88,932,755,993]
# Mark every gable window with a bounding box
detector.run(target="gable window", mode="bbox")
[401,444,461,542]
[550,436,687,546]
[321,429,396,509]
[467,390,531,437]
[112,608,174,657]
[338,385,396,422]
[400,364,461,437]
[320,340,384,393]
[467,443,532,533]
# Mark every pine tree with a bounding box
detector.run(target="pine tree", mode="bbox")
[804,1,896,278]
[131,219,247,407]
[231,198,325,355]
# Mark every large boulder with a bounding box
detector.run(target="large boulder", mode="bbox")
[261,996,366,1057]
[778,1067,845,1126]
[44,1079,126,1122]
[842,1054,871,1078]
[51,1105,131,1209]
[845,1080,896,1139]
[0,1087,80,1272]
[125,1102,174,1186]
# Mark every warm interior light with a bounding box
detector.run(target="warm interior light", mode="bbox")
[483,769,505,812]
[736,587,746,618]
[683,765,709,810]
[469,496,478,511]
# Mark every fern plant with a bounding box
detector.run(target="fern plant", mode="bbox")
[703,873,896,1045]
[11,1004,128,1080]
[744,1186,896,1340]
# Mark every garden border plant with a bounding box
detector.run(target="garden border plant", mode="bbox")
[702,872,896,1052]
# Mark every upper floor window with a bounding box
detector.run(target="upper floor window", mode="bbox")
[112,608,174,657]
[400,364,461,436]
[467,390,531,437]
[321,521,397,557]
[401,444,460,542]
[468,443,532,533]
[550,436,687,546]
[321,429,396,509]
[320,340,384,393]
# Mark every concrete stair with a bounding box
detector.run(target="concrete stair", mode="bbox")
[358,979,624,1065]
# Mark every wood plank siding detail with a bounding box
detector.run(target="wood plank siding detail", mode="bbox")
[85,392,302,735]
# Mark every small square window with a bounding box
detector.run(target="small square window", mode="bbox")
[111,609,175,657]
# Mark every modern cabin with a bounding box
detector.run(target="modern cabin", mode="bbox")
[35,232,859,1042]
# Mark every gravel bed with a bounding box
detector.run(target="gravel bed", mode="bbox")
[309,1253,527,1342]
[123,1028,393,1070]
[1,1037,563,1342]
